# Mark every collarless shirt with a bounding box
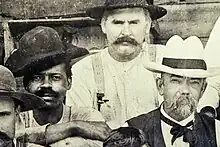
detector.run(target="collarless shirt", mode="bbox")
[66,46,159,128]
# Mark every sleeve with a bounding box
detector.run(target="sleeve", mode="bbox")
[66,57,95,108]
[51,137,102,147]
[216,120,220,147]
[71,107,105,122]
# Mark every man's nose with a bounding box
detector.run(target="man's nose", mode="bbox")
[121,22,131,36]
[179,82,190,95]
[40,76,51,88]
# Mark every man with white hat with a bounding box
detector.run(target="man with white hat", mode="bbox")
[125,35,220,147]
[66,0,167,129]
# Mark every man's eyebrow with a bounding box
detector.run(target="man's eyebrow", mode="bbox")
[112,19,124,23]
[128,20,140,23]
[190,78,202,81]
[170,74,182,78]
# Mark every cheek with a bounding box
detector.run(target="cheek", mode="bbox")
[163,85,178,100]
[106,30,119,42]
[28,83,40,93]
[52,81,68,94]
[0,116,15,137]
[189,87,202,100]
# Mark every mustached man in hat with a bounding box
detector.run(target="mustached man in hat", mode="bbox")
[5,26,111,147]
[66,0,167,129]
[0,65,45,147]
[124,35,220,147]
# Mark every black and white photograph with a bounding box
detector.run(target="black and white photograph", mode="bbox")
[1,0,220,146]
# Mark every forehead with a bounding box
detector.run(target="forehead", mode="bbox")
[161,73,204,80]
[105,7,148,20]
[36,63,66,75]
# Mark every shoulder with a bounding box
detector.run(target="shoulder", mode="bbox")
[72,54,93,71]
[70,106,105,122]
[127,108,160,129]
[16,111,33,130]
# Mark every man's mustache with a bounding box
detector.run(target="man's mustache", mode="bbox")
[167,95,193,110]
[34,88,58,98]
[113,36,138,46]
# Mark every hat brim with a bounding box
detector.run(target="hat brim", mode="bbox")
[144,62,220,78]
[0,91,46,112]
[5,44,89,77]
[86,4,167,20]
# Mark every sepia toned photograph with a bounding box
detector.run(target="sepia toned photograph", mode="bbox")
[1,0,220,146]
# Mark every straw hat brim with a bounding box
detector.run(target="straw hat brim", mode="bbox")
[86,4,167,20]
[0,91,46,112]
[144,62,220,78]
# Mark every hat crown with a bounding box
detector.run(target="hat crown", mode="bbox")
[104,0,153,6]
[18,26,65,58]
[156,35,207,72]
[0,66,16,91]
[163,35,205,60]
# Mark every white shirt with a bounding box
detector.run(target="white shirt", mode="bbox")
[66,46,159,128]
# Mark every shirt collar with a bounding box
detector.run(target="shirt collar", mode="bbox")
[160,104,195,126]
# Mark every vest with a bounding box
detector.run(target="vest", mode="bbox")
[127,108,217,147]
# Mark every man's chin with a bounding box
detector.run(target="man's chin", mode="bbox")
[41,101,59,109]
[175,105,195,118]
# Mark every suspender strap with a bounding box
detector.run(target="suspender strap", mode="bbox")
[91,53,108,111]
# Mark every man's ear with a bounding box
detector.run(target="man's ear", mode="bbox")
[66,77,72,90]
[200,80,208,97]
[156,77,164,96]
[101,17,107,34]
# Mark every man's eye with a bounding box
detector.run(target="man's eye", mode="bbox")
[33,75,43,81]
[51,75,61,81]
[0,112,11,117]
[171,78,181,84]
[190,80,201,85]
[129,21,138,24]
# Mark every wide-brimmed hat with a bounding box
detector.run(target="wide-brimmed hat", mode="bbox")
[86,0,167,20]
[5,26,89,77]
[144,35,220,78]
[0,65,46,111]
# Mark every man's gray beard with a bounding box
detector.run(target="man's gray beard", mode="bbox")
[166,95,197,119]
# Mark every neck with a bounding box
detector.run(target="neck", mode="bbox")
[33,103,63,125]
[108,45,141,62]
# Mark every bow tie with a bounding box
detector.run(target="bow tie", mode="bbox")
[160,112,197,146]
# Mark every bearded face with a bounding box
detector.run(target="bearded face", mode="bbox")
[157,73,206,121]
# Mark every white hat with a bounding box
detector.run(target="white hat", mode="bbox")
[144,35,220,78]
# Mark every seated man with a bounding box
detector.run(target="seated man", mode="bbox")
[5,26,111,146]
[0,65,45,147]
[103,127,148,147]
[125,35,220,146]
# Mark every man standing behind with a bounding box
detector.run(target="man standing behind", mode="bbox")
[66,0,167,128]
[6,26,111,147]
